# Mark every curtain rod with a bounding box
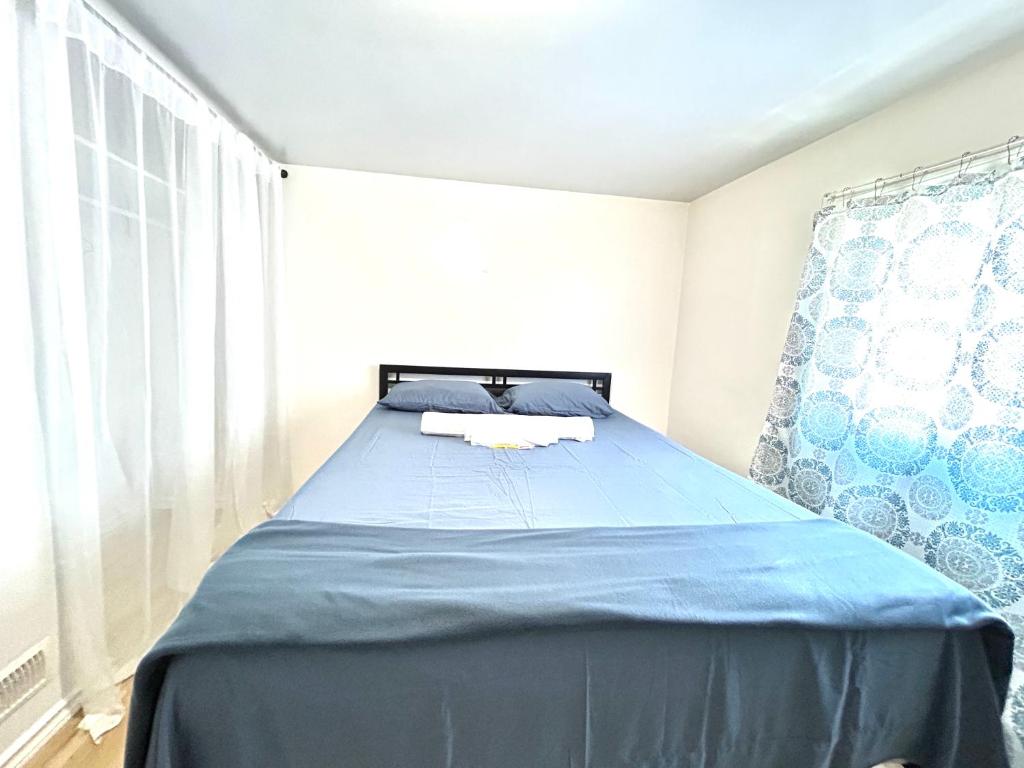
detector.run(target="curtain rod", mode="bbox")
[823,133,1024,206]
[80,0,278,169]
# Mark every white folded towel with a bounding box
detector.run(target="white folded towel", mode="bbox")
[420,412,594,448]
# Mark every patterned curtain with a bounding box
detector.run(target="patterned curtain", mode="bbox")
[750,160,1024,753]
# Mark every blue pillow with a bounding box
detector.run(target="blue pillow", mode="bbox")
[497,381,613,418]
[380,380,503,414]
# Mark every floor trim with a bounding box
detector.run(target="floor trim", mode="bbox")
[1,697,77,768]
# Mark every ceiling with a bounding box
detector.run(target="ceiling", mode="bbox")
[103,0,1024,201]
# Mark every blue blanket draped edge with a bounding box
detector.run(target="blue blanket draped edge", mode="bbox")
[124,517,1013,767]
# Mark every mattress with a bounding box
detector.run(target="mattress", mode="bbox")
[278,405,815,528]
[126,405,1012,768]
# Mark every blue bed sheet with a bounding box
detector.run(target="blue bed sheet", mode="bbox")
[278,405,815,528]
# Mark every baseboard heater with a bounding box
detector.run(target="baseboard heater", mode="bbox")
[0,641,49,724]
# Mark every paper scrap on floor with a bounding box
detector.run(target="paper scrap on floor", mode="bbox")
[420,412,594,448]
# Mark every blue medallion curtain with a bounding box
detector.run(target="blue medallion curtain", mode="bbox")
[750,160,1024,753]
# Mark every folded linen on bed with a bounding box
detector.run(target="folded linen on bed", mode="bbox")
[125,517,1013,768]
[420,411,594,447]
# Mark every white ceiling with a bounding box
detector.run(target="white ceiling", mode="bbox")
[103,0,1024,201]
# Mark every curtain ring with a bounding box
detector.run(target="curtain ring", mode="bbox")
[957,151,973,180]
[842,186,851,208]
[873,177,885,201]
[1009,135,1022,167]
[911,166,924,193]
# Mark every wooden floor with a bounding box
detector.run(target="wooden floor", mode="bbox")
[23,681,131,768]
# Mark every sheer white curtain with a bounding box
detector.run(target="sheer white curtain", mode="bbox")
[11,0,290,735]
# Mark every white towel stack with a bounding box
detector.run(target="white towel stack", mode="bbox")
[420,412,594,449]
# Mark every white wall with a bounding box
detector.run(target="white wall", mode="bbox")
[667,45,1024,475]
[284,167,688,485]
[0,448,61,764]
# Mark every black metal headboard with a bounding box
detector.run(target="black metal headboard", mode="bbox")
[379,364,612,403]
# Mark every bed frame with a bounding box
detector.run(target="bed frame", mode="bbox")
[378,364,612,403]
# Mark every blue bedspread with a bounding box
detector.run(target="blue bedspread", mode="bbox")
[126,515,1012,768]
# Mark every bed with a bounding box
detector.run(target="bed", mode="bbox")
[125,365,1012,768]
